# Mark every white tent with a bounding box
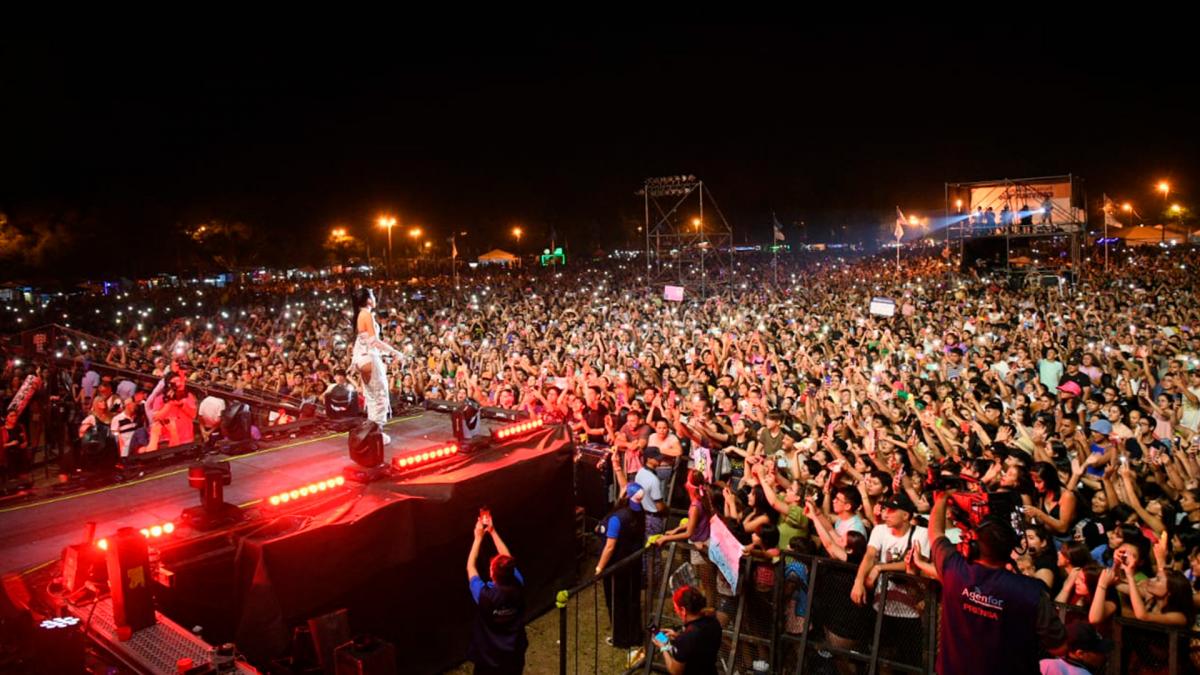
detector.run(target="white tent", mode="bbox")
[477,249,521,266]
[1120,224,1191,247]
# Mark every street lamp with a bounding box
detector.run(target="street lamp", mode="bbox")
[378,216,397,277]
[512,226,523,243]
[406,227,423,270]
[1157,183,1171,242]
[691,217,701,231]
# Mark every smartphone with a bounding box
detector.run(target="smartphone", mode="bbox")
[479,508,492,529]
[653,631,669,646]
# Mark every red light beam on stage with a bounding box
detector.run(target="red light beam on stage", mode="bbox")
[492,417,544,441]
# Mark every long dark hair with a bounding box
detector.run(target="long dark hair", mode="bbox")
[1031,461,1063,500]
[844,530,868,565]
[1163,570,1196,626]
[350,287,374,333]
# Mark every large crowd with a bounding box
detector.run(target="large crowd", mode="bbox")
[5,245,1200,671]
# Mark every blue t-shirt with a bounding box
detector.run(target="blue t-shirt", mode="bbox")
[470,568,525,604]
[607,514,622,540]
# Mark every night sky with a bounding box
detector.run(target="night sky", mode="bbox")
[2,26,1196,277]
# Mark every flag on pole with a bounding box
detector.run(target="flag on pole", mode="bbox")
[894,207,906,240]
[1102,194,1122,230]
[772,212,786,242]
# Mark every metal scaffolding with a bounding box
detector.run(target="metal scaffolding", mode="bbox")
[945,174,1085,284]
[639,175,734,296]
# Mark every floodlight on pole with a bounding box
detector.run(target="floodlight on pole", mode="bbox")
[378,216,397,277]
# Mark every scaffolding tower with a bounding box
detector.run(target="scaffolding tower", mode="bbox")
[639,175,734,296]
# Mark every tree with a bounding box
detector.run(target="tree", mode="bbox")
[323,228,365,265]
[182,220,263,270]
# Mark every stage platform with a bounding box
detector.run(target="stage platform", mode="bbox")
[6,413,579,675]
[0,411,479,575]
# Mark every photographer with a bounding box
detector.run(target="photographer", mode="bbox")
[465,512,527,675]
[930,491,1066,674]
[145,371,198,451]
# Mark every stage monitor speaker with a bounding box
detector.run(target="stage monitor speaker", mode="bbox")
[423,398,456,414]
[325,384,361,419]
[334,634,396,675]
[480,406,529,422]
[348,420,384,468]
[105,527,156,636]
[308,608,352,673]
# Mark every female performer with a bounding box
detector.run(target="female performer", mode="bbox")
[351,287,403,443]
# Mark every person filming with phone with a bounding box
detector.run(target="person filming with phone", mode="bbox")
[653,585,721,675]
[466,509,528,675]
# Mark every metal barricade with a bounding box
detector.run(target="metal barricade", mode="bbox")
[1111,616,1194,675]
[556,547,653,675]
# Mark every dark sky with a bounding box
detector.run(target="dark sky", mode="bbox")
[2,26,1197,271]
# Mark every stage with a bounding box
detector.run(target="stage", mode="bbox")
[3,413,579,674]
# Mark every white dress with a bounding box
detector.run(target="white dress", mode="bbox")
[351,313,391,427]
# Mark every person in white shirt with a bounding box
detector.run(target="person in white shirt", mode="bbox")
[1039,622,1110,675]
[850,492,931,667]
[110,399,139,457]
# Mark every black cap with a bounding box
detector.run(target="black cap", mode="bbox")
[1066,623,1112,654]
[882,492,917,513]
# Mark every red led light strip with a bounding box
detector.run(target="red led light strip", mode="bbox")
[266,475,346,507]
[96,521,176,550]
[493,417,544,440]
[393,443,459,469]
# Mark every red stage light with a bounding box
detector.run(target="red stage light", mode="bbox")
[140,528,150,537]
[149,525,163,538]
[97,538,108,551]
[391,442,459,472]
[163,522,175,534]
[493,417,543,441]
[266,476,346,508]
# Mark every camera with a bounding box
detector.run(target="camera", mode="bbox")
[923,461,969,492]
